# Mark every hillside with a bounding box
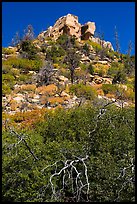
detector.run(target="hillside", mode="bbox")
[2,14,135,202]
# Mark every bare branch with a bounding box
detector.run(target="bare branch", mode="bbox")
[5,120,38,161]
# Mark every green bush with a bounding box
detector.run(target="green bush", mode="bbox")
[2,84,12,95]
[2,74,16,95]
[102,84,117,95]
[86,40,102,53]
[19,40,39,60]
[69,83,97,100]
[3,58,43,72]
[46,45,65,63]
[2,47,15,55]
[2,65,12,74]
[2,105,135,202]
[112,70,127,84]
[88,63,94,75]
[108,62,124,77]
[106,51,115,60]
[83,43,90,55]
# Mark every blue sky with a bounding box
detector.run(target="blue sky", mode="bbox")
[2,2,135,55]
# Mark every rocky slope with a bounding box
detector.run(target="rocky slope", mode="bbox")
[2,14,135,118]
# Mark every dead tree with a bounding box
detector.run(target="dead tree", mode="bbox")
[114,26,120,53]
[64,48,80,84]
[36,61,57,86]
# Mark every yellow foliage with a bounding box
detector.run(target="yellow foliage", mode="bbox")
[93,64,110,76]
[53,63,60,69]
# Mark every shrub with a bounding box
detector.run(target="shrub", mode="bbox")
[106,51,115,60]
[2,47,15,55]
[2,65,12,74]
[108,62,124,77]
[2,105,135,202]
[94,64,109,77]
[2,84,12,95]
[19,40,39,60]
[112,70,127,84]
[3,57,43,72]
[46,45,65,63]
[69,83,97,100]
[2,74,16,94]
[79,63,88,71]
[83,43,90,55]
[88,63,94,75]
[102,84,117,95]
[86,40,102,53]
[18,74,32,84]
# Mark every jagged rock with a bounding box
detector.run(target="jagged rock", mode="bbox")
[28,71,37,75]
[94,76,103,84]
[8,46,18,52]
[39,14,81,41]
[13,96,24,103]
[60,91,70,98]
[97,60,108,65]
[81,22,96,40]
[91,36,114,51]
[80,55,91,63]
[37,26,53,41]
[102,77,112,84]
[31,98,40,103]
[37,13,115,52]
[57,75,69,82]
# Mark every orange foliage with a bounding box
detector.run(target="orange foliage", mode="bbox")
[35,84,57,95]
[96,89,104,96]
[48,96,66,105]
[20,84,36,91]
[91,84,102,90]
[106,93,116,98]
[9,108,48,129]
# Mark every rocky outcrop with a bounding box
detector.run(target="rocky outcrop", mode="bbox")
[38,14,95,41]
[38,14,81,41]
[37,13,113,51]
[81,22,96,40]
[91,36,114,50]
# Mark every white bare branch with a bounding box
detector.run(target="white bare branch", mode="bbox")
[42,155,89,201]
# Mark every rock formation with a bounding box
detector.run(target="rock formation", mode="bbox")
[37,13,113,50]
[91,37,114,50]
[81,22,96,40]
[38,14,81,41]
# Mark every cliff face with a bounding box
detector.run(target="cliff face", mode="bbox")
[37,14,113,50]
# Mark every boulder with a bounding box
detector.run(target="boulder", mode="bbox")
[102,77,112,84]
[94,76,103,84]
[97,60,108,65]
[81,22,96,40]
[57,75,69,82]
[80,56,91,63]
[91,36,114,51]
